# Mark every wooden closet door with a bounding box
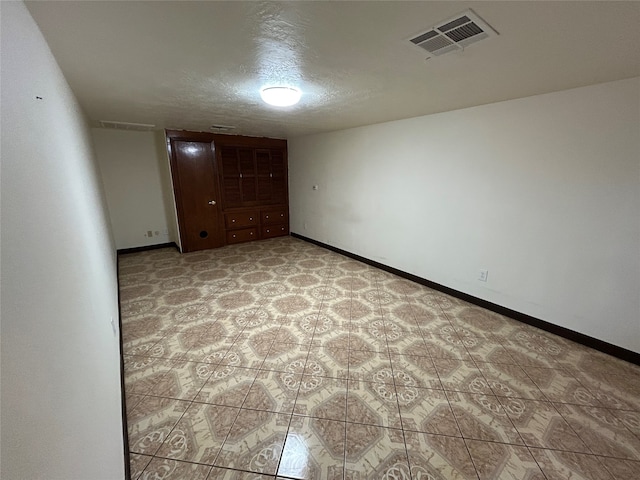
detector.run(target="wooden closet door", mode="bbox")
[170,140,224,252]
[270,148,287,204]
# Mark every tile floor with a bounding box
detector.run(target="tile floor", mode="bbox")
[120,236,640,480]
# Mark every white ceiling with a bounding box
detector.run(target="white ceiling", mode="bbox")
[26,1,640,139]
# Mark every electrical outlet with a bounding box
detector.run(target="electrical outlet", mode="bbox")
[147,230,153,237]
[479,269,489,282]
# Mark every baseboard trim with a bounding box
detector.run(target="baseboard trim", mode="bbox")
[291,232,639,366]
[117,242,178,255]
[115,260,131,480]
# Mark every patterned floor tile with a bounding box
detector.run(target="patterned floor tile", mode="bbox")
[122,317,166,351]
[343,423,408,479]
[447,391,523,445]
[185,339,232,366]
[278,417,345,479]
[128,396,191,456]
[347,350,393,384]
[529,447,614,480]
[433,358,492,394]
[209,467,277,479]
[571,372,640,412]
[475,361,547,400]
[521,366,599,406]
[596,456,640,480]
[465,439,545,479]
[126,392,147,413]
[499,345,560,369]
[149,334,197,361]
[215,410,291,475]
[152,360,213,401]
[125,357,176,395]
[347,330,386,353]
[425,336,474,361]
[346,379,402,429]
[306,345,349,377]
[403,431,478,480]
[465,342,518,365]
[261,344,311,373]
[220,339,269,370]
[196,366,259,406]
[554,403,640,460]
[139,457,212,480]
[396,386,461,437]
[446,304,513,335]
[390,353,444,390]
[611,408,640,439]
[386,336,429,357]
[155,402,238,464]
[244,370,299,414]
[129,453,152,480]
[293,376,348,421]
[500,398,591,453]
[120,238,640,480]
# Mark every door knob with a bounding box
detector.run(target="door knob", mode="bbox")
[208,200,216,205]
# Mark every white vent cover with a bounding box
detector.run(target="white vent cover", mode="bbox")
[99,120,156,131]
[409,10,498,58]
[210,124,236,132]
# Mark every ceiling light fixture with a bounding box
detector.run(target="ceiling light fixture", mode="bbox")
[260,86,301,107]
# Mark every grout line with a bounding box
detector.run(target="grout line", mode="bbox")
[271,244,332,478]
[440,387,482,480]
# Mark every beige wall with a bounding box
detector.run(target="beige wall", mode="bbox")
[1,2,126,478]
[93,128,179,250]
[289,77,640,353]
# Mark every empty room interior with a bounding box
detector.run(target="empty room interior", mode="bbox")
[2,1,640,480]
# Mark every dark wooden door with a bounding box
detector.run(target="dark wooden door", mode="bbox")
[270,148,287,204]
[170,140,224,252]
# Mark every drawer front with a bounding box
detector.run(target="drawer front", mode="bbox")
[261,224,289,239]
[225,211,258,229]
[226,228,257,244]
[261,208,288,225]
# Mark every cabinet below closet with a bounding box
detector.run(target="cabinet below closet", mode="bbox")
[166,130,288,252]
[224,206,289,244]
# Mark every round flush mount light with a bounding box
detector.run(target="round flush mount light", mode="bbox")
[260,86,301,107]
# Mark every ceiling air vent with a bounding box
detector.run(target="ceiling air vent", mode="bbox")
[99,121,156,131]
[409,9,498,58]
[210,124,236,132]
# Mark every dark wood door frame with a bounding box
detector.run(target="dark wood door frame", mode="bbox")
[166,130,224,252]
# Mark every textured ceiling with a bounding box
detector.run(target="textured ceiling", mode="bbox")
[26,1,640,139]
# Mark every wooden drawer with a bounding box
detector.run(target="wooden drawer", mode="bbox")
[261,208,288,225]
[226,228,257,244]
[225,211,258,229]
[261,224,289,239]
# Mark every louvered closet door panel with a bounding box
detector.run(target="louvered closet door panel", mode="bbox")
[255,149,272,202]
[238,148,256,202]
[220,147,242,207]
[270,149,287,203]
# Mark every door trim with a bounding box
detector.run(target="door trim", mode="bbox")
[166,131,223,252]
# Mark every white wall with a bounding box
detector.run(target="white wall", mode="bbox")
[289,77,640,353]
[93,128,179,250]
[0,2,126,479]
